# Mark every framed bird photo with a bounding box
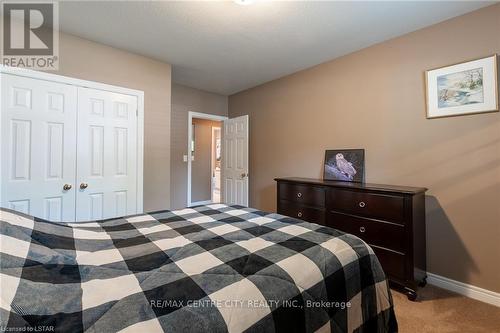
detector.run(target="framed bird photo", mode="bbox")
[323,149,365,183]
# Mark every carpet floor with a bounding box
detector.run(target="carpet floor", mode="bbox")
[392,285,500,332]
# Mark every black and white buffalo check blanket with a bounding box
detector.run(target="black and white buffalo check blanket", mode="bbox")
[1,204,397,333]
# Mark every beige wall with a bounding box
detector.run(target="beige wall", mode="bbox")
[229,4,500,292]
[50,32,172,212]
[171,84,228,209]
[191,119,222,203]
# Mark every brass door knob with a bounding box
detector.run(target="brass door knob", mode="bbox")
[240,173,248,178]
[80,183,89,190]
[63,184,72,191]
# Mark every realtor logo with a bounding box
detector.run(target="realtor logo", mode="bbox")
[2,1,59,69]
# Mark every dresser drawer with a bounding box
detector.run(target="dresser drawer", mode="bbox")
[372,246,406,281]
[327,189,404,224]
[278,200,325,225]
[279,183,325,207]
[327,212,405,253]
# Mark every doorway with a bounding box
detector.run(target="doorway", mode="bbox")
[187,112,227,206]
[211,127,222,203]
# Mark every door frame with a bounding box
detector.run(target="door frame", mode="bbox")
[211,126,221,203]
[0,65,145,213]
[187,111,227,207]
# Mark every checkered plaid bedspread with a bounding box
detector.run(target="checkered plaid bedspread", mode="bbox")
[1,204,397,333]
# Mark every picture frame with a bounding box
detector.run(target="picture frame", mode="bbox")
[425,55,498,119]
[323,149,365,183]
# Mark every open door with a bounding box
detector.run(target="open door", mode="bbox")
[222,115,249,206]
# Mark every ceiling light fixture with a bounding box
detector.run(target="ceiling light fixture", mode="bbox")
[234,0,254,5]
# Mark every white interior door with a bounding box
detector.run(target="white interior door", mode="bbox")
[222,115,249,206]
[1,74,78,221]
[75,87,138,221]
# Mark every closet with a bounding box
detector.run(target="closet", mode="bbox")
[1,69,144,222]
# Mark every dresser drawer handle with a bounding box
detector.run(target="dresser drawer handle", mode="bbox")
[359,226,366,233]
[297,212,303,218]
[359,201,366,208]
[297,192,302,198]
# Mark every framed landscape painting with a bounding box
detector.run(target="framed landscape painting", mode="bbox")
[425,55,498,118]
[324,149,365,183]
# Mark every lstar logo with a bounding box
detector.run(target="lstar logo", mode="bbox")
[2,1,59,69]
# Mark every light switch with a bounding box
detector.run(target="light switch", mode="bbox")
[183,155,188,162]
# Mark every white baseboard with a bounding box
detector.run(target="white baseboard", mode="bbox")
[189,200,212,207]
[427,273,500,307]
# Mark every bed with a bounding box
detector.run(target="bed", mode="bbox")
[0,204,397,333]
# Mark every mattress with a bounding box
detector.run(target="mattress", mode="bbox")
[0,204,397,332]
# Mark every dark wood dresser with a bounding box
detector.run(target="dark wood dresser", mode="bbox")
[275,177,427,300]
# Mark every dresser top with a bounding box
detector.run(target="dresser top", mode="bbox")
[274,177,427,195]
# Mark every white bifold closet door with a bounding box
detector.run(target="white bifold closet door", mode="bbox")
[1,74,138,222]
[76,87,137,221]
[1,74,78,221]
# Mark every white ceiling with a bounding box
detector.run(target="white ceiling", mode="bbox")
[59,1,494,95]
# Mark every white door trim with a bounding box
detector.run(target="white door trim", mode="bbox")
[187,111,227,207]
[0,65,144,97]
[0,65,145,214]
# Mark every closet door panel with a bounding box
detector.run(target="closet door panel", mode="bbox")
[1,74,78,221]
[76,87,138,221]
